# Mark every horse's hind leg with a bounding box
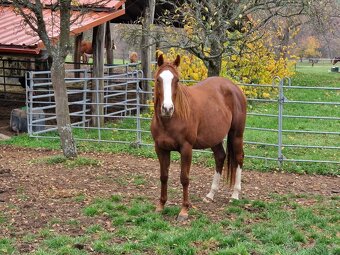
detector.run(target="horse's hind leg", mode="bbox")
[205,143,226,202]
[229,135,244,200]
[155,147,170,212]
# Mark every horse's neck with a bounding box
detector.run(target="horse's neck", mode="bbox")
[176,83,191,119]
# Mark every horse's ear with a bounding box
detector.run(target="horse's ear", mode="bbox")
[157,54,164,67]
[174,55,180,67]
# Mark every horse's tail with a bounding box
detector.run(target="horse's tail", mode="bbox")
[225,132,237,188]
[221,83,247,188]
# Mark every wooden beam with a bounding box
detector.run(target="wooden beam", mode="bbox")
[141,0,155,104]
[74,33,83,78]
[105,21,113,68]
[91,24,105,127]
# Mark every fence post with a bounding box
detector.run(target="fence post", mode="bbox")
[26,72,33,135]
[124,72,128,116]
[95,79,101,141]
[82,70,88,127]
[136,73,142,145]
[278,78,284,169]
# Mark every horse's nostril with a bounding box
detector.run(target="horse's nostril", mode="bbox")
[161,104,174,116]
[162,105,172,112]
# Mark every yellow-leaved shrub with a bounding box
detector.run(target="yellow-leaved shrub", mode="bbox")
[146,42,295,116]
[156,48,208,84]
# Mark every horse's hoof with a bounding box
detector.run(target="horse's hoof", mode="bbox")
[176,214,188,222]
[230,194,240,200]
[155,204,164,212]
[203,196,214,203]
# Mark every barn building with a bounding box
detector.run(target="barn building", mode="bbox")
[0,1,126,135]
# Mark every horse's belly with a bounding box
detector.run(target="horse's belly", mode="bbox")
[193,115,231,149]
[193,130,228,149]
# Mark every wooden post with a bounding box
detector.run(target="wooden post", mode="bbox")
[91,24,105,127]
[105,21,114,69]
[141,0,156,105]
[74,33,83,78]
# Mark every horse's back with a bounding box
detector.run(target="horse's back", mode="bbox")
[189,77,246,148]
[191,76,246,113]
[80,41,93,54]
[194,76,240,92]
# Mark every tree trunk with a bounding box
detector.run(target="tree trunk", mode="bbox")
[207,58,222,77]
[278,25,290,62]
[51,58,77,158]
[207,38,223,77]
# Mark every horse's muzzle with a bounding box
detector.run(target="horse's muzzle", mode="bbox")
[161,104,174,118]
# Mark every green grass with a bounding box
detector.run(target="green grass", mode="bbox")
[0,239,16,255]
[0,213,6,225]
[4,193,337,254]
[1,63,339,175]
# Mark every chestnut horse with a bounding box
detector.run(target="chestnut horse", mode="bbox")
[151,55,247,221]
[79,40,116,63]
[80,41,93,63]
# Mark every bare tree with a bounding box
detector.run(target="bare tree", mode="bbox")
[6,0,116,158]
[304,1,340,58]
[153,0,329,76]
[266,0,340,59]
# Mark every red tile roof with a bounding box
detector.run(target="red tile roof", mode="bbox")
[0,1,125,55]
[40,0,124,10]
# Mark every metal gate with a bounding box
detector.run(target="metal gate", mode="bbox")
[26,70,340,170]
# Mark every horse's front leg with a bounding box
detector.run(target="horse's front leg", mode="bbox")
[155,146,170,212]
[178,143,193,221]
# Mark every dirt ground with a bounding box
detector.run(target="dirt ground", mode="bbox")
[0,145,339,253]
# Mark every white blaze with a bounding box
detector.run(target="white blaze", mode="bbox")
[206,172,221,201]
[231,165,242,200]
[159,70,174,110]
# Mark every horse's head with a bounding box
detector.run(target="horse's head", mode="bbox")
[154,54,181,118]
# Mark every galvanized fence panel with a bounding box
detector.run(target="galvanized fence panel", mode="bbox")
[278,78,340,165]
[26,67,340,169]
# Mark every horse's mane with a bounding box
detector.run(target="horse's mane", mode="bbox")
[154,62,191,120]
[175,83,190,120]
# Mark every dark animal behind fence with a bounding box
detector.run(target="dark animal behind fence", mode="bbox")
[151,54,247,221]
[332,57,340,65]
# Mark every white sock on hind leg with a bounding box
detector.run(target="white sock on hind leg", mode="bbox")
[205,172,221,201]
[231,165,242,200]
